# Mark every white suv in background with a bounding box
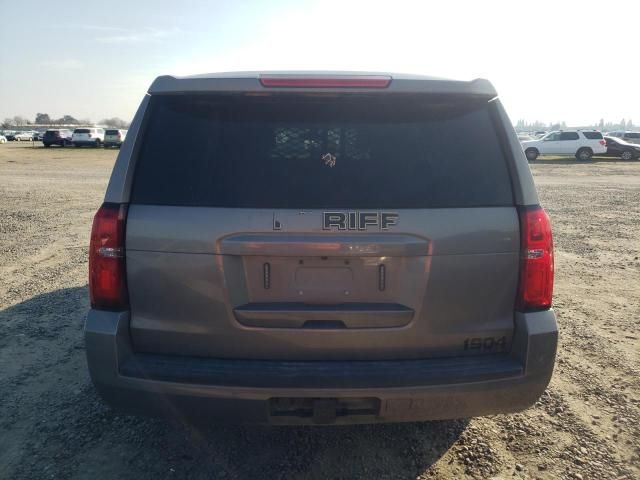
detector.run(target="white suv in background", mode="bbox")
[103,129,127,148]
[521,130,606,161]
[72,128,105,147]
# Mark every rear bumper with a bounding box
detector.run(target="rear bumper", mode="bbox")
[73,140,99,146]
[85,310,557,424]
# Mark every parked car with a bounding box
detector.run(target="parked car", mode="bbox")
[33,131,45,141]
[0,135,6,144]
[72,128,105,147]
[606,131,640,145]
[14,131,36,141]
[534,131,547,138]
[4,131,17,141]
[518,133,534,142]
[85,72,557,425]
[103,129,127,148]
[43,129,73,147]
[603,136,640,160]
[521,130,607,161]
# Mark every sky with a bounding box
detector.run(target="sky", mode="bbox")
[1,0,639,126]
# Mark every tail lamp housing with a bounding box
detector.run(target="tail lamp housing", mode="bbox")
[517,205,554,311]
[89,203,128,310]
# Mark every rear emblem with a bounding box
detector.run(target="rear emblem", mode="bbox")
[322,153,336,168]
[323,212,399,231]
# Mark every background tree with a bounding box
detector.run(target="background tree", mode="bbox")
[35,113,52,124]
[12,115,28,126]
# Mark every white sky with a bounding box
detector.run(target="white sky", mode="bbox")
[1,0,638,125]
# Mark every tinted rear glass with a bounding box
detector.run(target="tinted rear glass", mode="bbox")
[74,129,90,134]
[131,95,513,209]
[105,130,119,135]
[625,132,640,139]
[582,131,603,139]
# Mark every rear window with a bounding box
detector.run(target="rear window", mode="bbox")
[625,132,640,139]
[131,95,513,209]
[582,131,603,140]
[74,129,90,134]
[105,130,119,135]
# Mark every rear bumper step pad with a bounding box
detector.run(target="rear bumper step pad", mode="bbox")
[119,352,522,389]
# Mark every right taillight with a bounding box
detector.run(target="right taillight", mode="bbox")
[516,205,554,311]
[89,203,128,310]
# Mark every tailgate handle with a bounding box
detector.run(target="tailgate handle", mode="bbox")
[234,302,414,329]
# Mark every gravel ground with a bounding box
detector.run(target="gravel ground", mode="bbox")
[0,142,638,480]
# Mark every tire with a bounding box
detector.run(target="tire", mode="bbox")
[44,143,51,148]
[74,143,80,148]
[621,150,633,160]
[60,140,66,148]
[525,148,539,162]
[94,139,101,148]
[576,148,593,161]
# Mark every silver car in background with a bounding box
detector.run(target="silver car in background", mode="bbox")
[104,129,127,148]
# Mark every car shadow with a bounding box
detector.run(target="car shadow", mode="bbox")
[1,287,469,480]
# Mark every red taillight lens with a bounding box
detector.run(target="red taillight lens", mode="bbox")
[259,75,391,88]
[599,139,606,145]
[89,203,128,310]
[517,206,554,311]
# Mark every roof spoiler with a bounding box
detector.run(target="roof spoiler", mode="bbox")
[148,72,497,97]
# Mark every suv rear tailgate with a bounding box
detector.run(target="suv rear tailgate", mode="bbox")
[125,93,519,361]
[126,204,518,360]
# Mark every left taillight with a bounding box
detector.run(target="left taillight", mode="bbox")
[89,203,128,310]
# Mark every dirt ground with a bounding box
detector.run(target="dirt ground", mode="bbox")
[0,142,638,480]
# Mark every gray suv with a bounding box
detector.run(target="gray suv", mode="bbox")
[85,72,557,425]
